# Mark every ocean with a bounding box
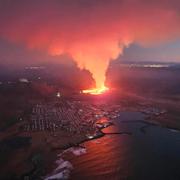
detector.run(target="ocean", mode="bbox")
[68,112,180,180]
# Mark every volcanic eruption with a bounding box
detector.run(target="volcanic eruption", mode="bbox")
[49,37,128,94]
[71,39,127,95]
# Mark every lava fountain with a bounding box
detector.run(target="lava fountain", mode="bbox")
[82,86,109,95]
[72,42,123,95]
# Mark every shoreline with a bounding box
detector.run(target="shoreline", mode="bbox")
[20,121,112,180]
[2,106,180,180]
[52,123,112,151]
[43,122,113,180]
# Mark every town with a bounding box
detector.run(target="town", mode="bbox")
[23,99,113,136]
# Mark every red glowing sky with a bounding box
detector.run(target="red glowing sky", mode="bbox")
[0,0,180,88]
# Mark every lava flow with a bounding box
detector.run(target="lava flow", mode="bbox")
[82,86,109,95]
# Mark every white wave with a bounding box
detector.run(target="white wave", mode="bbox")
[70,147,87,156]
[55,158,64,164]
[44,158,73,180]
[54,160,73,173]
[58,146,87,157]
[45,146,86,179]
[44,169,70,180]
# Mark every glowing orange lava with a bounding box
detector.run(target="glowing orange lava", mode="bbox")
[82,86,109,95]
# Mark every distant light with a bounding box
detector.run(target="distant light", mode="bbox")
[119,64,170,68]
[143,64,169,68]
[56,92,61,97]
[19,78,29,83]
[79,109,83,112]
[25,66,45,70]
[87,135,94,139]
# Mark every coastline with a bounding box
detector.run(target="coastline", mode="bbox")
[27,111,180,178]
[43,121,112,180]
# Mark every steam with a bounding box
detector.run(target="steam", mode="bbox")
[0,0,180,88]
